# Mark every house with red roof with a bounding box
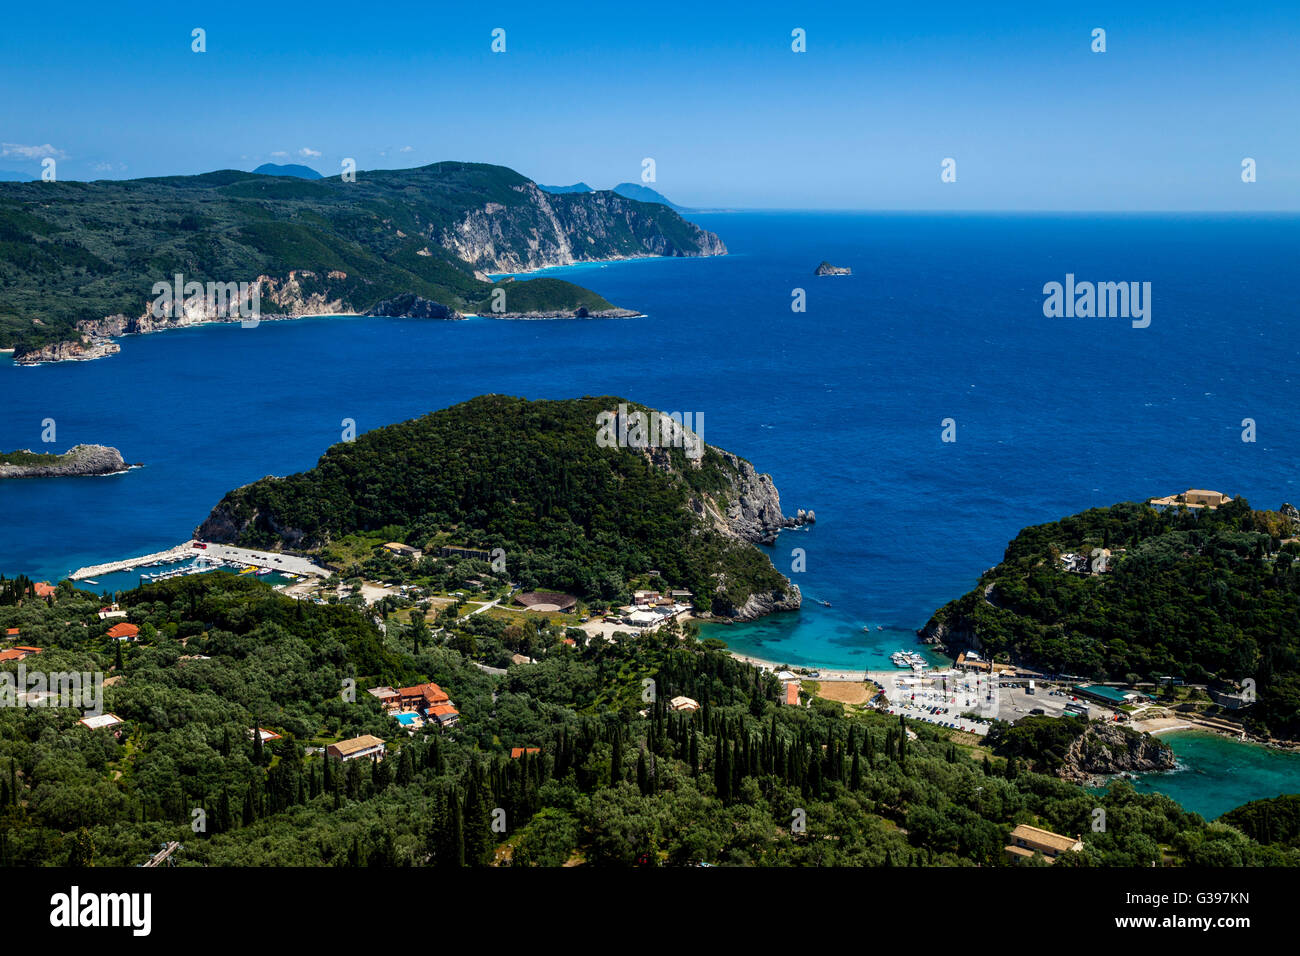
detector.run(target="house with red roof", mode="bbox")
[427,702,460,728]
[0,646,41,663]
[510,747,541,758]
[32,582,57,598]
[107,622,139,641]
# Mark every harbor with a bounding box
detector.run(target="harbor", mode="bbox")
[70,541,330,585]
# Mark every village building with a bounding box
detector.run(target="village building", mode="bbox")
[367,686,400,712]
[0,646,41,662]
[1148,489,1233,512]
[107,622,139,642]
[79,713,124,731]
[32,582,57,598]
[779,681,802,706]
[510,747,541,758]
[98,605,128,620]
[327,735,386,761]
[426,702,460,728]
[668,695,699,713]
[1005,824,1083,863]
[249,728,282,744]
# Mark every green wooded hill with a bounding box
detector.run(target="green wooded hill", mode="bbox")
[923,499,1300,736]
[1,573,1291,867]
[0,162,725,356]
[197,395,791,615]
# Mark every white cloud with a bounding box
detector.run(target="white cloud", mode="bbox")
[400,145,414,153]
[270,150,288,158]
[298,147,321,158]
[2,142,66,160]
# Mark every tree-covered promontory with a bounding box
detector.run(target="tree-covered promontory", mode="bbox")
[923,499,1300,737]
[198,395,797,618]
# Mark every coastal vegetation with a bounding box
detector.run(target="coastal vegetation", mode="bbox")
[923,499,1300,738]
[0,162,725,358]
[1,573,1294,867]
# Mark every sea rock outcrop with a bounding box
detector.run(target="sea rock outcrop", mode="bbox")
[1057,723,1176,784]
[364,293,462,320]
[13,337,120,365]
[712,581,804,622]
[0,444,128,478]
[815,262,851,276]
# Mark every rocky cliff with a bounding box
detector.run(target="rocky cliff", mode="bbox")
[363,293,462,320]
[12,337,121,365]
[1057,723,1176,784]
[441,184,726,276]
[0,444,129,478]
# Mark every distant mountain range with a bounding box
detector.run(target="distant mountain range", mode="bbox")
[252,162,323,179]
[540,181,690,211]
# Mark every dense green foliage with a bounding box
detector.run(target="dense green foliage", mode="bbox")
[925,500,1300,737]
[200,395,790,614]
[0,162,716,354]
[1220,794,1300,849]
[1,574,1291,867]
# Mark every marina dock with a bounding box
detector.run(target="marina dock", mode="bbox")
[70,541,331,582]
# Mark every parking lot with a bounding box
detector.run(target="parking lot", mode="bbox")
[870,671,1120,734]
[870,670,994,735]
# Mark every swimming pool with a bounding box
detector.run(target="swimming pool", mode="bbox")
[394,713,419,727]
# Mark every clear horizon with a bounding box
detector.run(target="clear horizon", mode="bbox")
[2,0,1297,211]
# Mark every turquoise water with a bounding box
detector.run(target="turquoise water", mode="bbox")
[3,212,1300,676]
[1118,731,1300,819]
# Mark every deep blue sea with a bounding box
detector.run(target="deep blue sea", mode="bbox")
[3,211,1299,675]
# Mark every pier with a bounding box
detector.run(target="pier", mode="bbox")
[71,541,331,582]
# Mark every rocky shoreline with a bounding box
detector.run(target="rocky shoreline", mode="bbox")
[1058,722,1177,785]
[0,444,131,478]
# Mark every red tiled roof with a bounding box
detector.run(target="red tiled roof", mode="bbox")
[510,747,541,758]
[398,682,450,706]
[33,582,57,597]
[4,628,18,636]
[107,622,139,639]
[428,703,459,717]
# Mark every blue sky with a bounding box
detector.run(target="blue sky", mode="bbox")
[1,1,1296,209]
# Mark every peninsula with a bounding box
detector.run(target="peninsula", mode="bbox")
[0,162,726,364]
[0,444,129,478]
[195,395,801,621]
[921,496,1300,740]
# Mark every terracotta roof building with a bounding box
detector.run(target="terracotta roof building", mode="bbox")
[1005,824,1083,863]
[107,622,139,641]
[327,735,387,761]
